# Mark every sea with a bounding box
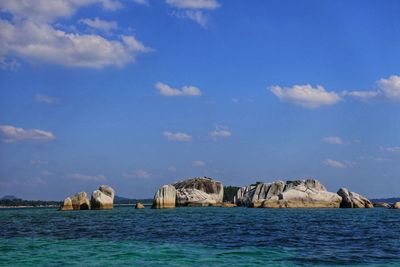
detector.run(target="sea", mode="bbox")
[1,206,399,266]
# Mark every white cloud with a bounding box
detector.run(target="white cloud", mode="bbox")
[380,146,400,153]
[166,0,220,10]
[321,136,344,145]
[171,10,209,27]
[163,131,192,142]
[132,169,152,178]
[0,177,46,188]
[378,75,400,101]
[67,173,106,182]
[80,17,118,34]
[0,0,122,22]
[323,159,350,169]
[166,0,220,27]
[341,90,379,100]
[0,1,150,69]
[35,94,59,105]
[155,82,202,97]
[210,125,231,140]
[0,20,151,68]
[270,84,341,108]
[192,160,205,167]
[133,0,148,5]
[0,125,55,143]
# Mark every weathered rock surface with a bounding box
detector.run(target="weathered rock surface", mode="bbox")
[152,184,176,209]
[91,185,115,210]
[135,202,145,209]
[222,202,236,208]
[373,202,391,208]
[337,188,373,208]
[60,192,90,211]
[174,177,224,206]
[236,179,342,208]
[392,202,400,209]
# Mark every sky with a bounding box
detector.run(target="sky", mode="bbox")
[0,0,399,200]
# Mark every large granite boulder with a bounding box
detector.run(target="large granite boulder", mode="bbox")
[174,177,224,206]
[91,185,115,210]
[337,188,373,208]
[236,179,342,208]
[152,184,176,209]
[60,192,90,211]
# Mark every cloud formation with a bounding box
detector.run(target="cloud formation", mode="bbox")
[210,125,231,140]
[166,0,220,27]
[378,75,400,101]
[0,125,55,143]
[0,0,122,22]
[192,160,205,167]
[321,136,344,145]
[35,94,59,105]
[67,173,107,182]
[155,82,202,96]
[341,90,379,100]
[80,17,118,34]
[323,159,350,169]
[163,131,192,142]
[380,146,400,153]
[166,0,220,9]
[270,84,341,108]
[0,0,151,69]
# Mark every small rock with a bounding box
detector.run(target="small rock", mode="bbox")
[135,202,145,209]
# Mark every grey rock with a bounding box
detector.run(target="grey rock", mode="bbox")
[152,184,176,209]
[236,179,342,208]
[91,185,115,210]
[337,188,373,208]
[174,177,223,206]
[60,191,90,211]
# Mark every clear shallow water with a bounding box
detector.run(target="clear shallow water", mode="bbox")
[1,207,400,266]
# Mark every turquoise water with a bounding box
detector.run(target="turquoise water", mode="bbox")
[1,207,400,266]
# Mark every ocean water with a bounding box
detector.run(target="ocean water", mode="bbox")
[1,206,400,266]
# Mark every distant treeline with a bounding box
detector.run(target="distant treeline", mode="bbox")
[0,199,61,207]
[223,186,240,202]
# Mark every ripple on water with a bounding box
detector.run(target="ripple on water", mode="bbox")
[0,207,400,266]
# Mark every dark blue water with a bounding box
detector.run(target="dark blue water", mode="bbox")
[1,206,400,266]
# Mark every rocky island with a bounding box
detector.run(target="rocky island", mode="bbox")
[153,177,376,209]
[153,177,224,208]
[60,185,115,211]
[57,177,399,211]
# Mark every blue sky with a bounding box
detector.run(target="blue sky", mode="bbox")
[0,0,399,200]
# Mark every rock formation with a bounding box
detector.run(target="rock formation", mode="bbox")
[337,188,373,208]
[60,192,90,211]
[135,202,145,209]
[236,179,342,208]
[392,202,400,209]
[91,185,115,210]
[152,184,176,209]
[174,177,224,206]
[222,202,236,207]
[373,202,391,208]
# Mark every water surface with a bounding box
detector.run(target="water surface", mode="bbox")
[1,207,399,266]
